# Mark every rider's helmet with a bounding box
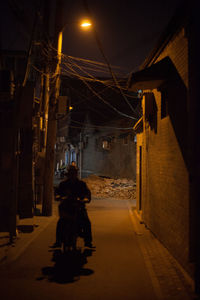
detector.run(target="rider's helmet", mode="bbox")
[66,165,78,178]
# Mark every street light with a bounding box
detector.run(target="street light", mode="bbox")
[80,19,92,30]
[43,6,93,215]
[61,18,92,35]
[58,18,92,56]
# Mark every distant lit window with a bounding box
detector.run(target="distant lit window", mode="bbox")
[102,140,110,150]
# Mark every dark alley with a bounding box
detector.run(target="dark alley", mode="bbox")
[0,198,194,300]
[1,0,200,299]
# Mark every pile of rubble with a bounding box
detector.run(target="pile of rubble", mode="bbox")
[83,175,136,200]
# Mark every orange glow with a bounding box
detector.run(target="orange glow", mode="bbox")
[80,20,92,29]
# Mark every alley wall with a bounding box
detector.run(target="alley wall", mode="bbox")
[136,25,192,275]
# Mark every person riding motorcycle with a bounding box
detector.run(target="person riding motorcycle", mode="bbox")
[52,165,94,248]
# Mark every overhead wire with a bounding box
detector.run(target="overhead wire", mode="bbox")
[61,57,139,120]
[46,42,130,91]
[60,55,138,120]
[36,32,140,122]
[64,58,120,76]
[70,119,134,130]
[82,0,138,116]
[67,55,124,72]
[32,64,56,78]
[62,54,140,107]
[43,42,139,110]
[58,51,140,120]
[48,39,141,119]
[68,124,133,131]
[59,82,116,120]
[47,41,125,78]
[62,54,123,90]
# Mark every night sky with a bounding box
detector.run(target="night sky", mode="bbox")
[62,0,182,75]
[0,0,182,77]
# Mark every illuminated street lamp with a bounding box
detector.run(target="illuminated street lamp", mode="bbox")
[43,16,93,215]
[58,18,92,55]
[61,18,92,35]
[80,19,92,30]
[43,16,92,214]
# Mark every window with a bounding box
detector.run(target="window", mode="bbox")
[102,140,110,150]
[59,136,65,142]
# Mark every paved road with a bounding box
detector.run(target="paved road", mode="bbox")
[0,198,193,300]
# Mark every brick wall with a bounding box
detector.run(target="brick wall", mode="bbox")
[155,28,188,88]
[137,28,193,274]
[135,132,143,212]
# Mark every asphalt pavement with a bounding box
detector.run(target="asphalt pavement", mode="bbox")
[0,197,196,300]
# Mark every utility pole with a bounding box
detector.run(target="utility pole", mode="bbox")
[79,132,82,179]
[42,0,64,216]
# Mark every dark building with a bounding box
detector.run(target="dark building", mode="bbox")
[129,1,200,292]
[55,75,141,179]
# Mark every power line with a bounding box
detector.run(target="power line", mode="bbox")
[62,58,138,120]
[41,42,140,120]
[82,0,138,116]
[70,119,134,130]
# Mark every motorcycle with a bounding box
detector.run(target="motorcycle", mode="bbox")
[55,193,89,253]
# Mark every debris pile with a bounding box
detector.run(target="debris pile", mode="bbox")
[83,175,136,200]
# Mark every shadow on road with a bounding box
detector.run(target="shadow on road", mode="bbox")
[37,248,95,284]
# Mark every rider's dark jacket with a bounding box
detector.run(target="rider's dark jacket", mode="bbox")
[55,177,92,244]
[57,178,91,202]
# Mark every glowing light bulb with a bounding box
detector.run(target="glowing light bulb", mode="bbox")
[80,20,92,29]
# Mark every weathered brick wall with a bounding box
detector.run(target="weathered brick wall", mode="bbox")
[156,28,188,88]
[139,28,192,274]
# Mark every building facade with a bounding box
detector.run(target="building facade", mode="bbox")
[55,76,140,180]
[130,2,200,289]
[80,120,137,180]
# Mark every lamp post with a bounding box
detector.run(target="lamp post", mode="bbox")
[42,1,63,216]
[42,7,92,215]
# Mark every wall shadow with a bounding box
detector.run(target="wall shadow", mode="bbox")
[37,248,95,284]
[159,57,188,170]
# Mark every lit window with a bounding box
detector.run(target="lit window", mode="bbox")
[102,140,110,150]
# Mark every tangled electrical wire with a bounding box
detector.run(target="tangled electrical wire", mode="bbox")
[31,35,142,129]
[41,42,140,119]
